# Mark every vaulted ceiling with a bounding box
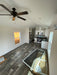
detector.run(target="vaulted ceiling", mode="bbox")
[0,0,57,28]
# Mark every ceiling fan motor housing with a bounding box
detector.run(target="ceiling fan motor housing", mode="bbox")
[11,8,17,17]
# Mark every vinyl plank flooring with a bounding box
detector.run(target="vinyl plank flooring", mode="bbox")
[0,43,41,75]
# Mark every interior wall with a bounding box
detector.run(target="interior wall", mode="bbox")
[0,26,29,56]
[49,30,57,75]
[45,29,50,37]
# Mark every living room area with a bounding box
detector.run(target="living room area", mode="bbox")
[0,0,57,75]
[0,23,54,75]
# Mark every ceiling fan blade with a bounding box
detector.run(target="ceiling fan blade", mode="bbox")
[17,16,26,21]
[17,11,28,15]
[0,4,11,13]
[0,14,11,16]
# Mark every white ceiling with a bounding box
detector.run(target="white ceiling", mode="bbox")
[0,0,57,28]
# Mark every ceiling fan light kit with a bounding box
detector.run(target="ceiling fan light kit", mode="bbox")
[12,17,15,21]
[0,4,28,21]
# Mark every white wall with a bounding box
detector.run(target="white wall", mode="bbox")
[45,29,50,37]
[49,30,57,75]
[0,26,29,56]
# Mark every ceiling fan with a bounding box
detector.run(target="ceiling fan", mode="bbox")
[0,4,28,21]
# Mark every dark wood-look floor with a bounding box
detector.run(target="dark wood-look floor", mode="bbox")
[0,43,41,75]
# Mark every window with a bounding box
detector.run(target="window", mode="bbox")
[14,32,20,44]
